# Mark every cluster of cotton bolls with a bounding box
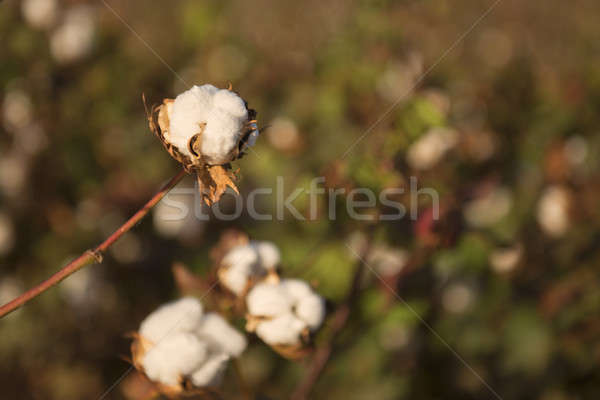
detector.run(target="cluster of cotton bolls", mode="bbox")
[166,84,258,165]
[135,297,247,389]
[246,279,326,347]
[20,0,96,65]
[218,240,281,296]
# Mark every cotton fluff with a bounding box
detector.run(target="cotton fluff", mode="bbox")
[140,297,203,344]
[251,240,281,271]
[50,6,95,64]
[247,279,326,346]
[196,313,248,357]
[142,332,208,386]
[246,282,294,317]
[255,313,308,346]
[137,298,247,388]
[219,241,280,295]
[168,85,249,165]
[406,127,458,170]
[191,353,230,387]
[21,0,58,30]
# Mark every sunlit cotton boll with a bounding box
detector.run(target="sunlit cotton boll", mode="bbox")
[246,279,326,346]
[142,332,208,387]
[464,186,512,228]
[406,127,458,170]
[537,185,571,237]
[50,6,96,64]
[139,297,204,344]
[168,85,250,165]
[137,297,247,389]
[21,0,59,30]
[2,89,33,132]
[250,240,280,271]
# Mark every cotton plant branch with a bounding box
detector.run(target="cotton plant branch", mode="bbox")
[0,169,187,319]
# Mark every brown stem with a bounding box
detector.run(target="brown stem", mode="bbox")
[0,169,187,319]
[290,237,372,400]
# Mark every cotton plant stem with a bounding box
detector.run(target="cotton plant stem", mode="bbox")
[290,237,373,400]
[0,169,187,319]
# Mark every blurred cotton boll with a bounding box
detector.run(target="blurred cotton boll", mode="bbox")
[367,246,409,276]
[442,283,475,314]
[266,117,303,153]
[406,127,458,170]
[50,6,96,65]
[152,191,205,240]
[377,53,424,102]
[537,185,571,237]
[0,152,29,198]
[0,212,15,256]
[0,276,23,305]
[490,244,522,274]
[21,0,59,30]
[2,89,33,132]
[464,186,512,228]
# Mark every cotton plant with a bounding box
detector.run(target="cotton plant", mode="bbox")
[245,278,326,359]
[131,297,247,397]
[147,84,259,205]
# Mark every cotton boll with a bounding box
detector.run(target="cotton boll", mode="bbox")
[280,279,313,303]
[196,313,247,357]
[295,294,326,331]
[22,0,58,30]
[246,282,293,317]
[141,332,208,386]
[190,353,230,387]
[168,85,249,165]
[252,241,281,271]
[139,297,203,344]
[255,313,307,346]
[537,185,570,237]
[50,6,96,65]
[220,244,260,295]
[406,127,458,170]
[464,187,512,228]
[2,89,33,132]
[168,85,216,157]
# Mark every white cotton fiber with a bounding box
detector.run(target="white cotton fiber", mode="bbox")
[221,244,260,295]
[196,313,247,357]
[141,332,208,386]
[190,353,230,387]
[295,294,326,330]
[246,282,293,317]
[168,85,249,165]
[139,297,203,344]
[280,279,313,302]
[255,313,307,346]
[252,240,281,271]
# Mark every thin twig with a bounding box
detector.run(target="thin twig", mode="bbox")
[0,169,187,319]
[290,235,373,400]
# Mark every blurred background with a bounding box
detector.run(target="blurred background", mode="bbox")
[2,0,600,398]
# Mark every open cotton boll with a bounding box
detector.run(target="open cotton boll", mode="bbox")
[246,282,293,317]
[141,332,208,386]
[196,313,247,357]
[220,244,260,295]
[139,297,203,344]
[168,85,249,165]
[296,294,326,331]
[280,279,313,302]
[255,313,307,346]
[190,353,230,387]
[251,241,281,271]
